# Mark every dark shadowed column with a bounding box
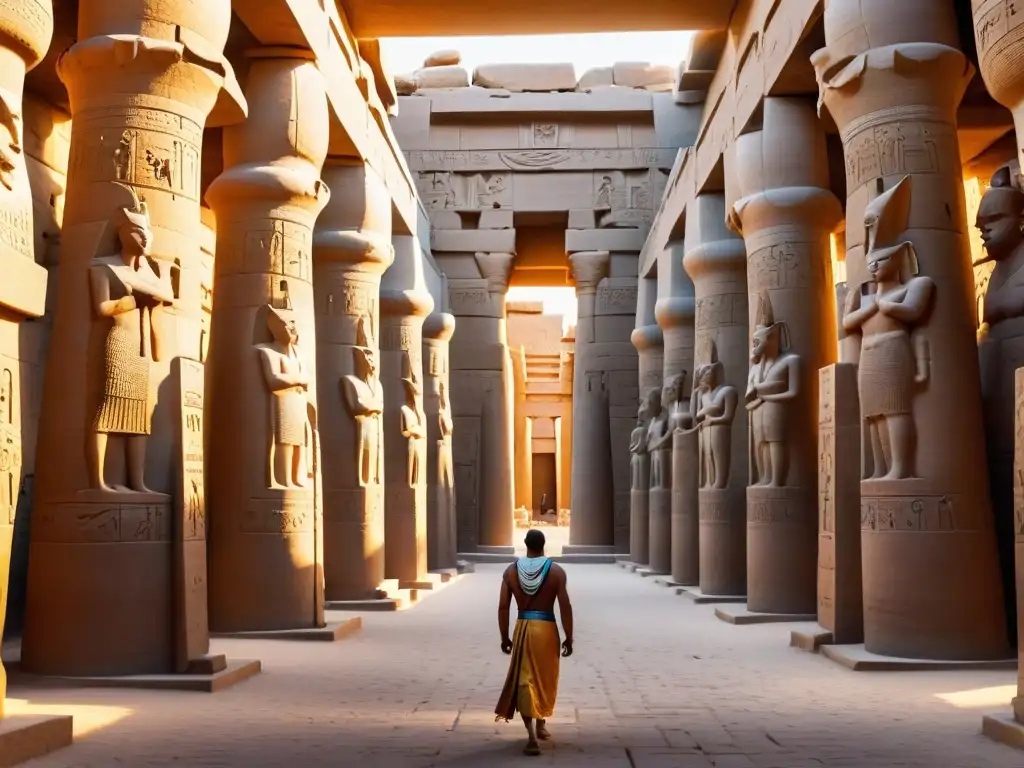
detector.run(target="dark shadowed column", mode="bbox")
[423,311,457,571]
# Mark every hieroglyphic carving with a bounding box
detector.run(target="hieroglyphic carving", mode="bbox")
[241,497,314,533]
[842,177,935,481]
[177,360,205,540]
[0,201,32,259]
[416,171,511,210]
[448,286,492,315]
[840,111,952,192]
[405,147,677,173]
[697,492,729,522]
[533,123,558,148]
[341,316,384,487]
[0,369,20,526]
[860,494,968,531]
[691,342,738,489]
[88,182,175,494]
[974,0,1024,63]
[247,219,313,283]
[32,501,171,543]
[256,304,310,489]
[596,284,638,315]
[748,490,814,524]
[819,428,835,533]
[748,242,810,294]
[695,293,746,330]
[0,90,22,191]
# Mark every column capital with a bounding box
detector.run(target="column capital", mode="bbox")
[423,312,456,342]
[729,187,843,239]
[569,250,610,294]
[654,296,696,331]
[682,236,746,282]
[380,288,435,319]
[630,323,663,353]
[474,252,514,294]
[313,162,394,274]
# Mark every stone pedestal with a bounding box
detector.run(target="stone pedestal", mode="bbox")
[684,196,749,597]
[814,4,1009,660]
[205,50,329,633]
[312,162,392,601]
[423,312,457,572]
[817,364,863,643]
[648,487,671,574]
[671,428,699,585]
[24,0,245,674]
[729,97,842,616]
[380,237,434,584]
[568,250,615,548]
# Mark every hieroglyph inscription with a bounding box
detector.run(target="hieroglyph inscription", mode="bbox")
[841,110,952,192]
[448,287,492,315]
[596,285,638,315]
[33,502,171,543]
[819,428,835,534]
[245,219,312,283]
[695,293,746,331]
[697,491,730,523]
[860,494,975,532]
[748,492,813,525]
[748,242,811,294]
[242,497,314,534]
[406,148,677,173]
[975,1,1024,62]
[381,324,415,353]
[0,203,32,260]
[178,360,205,540]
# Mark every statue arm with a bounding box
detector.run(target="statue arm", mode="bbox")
[258,348,302,391]
[707,387,738,426]
[761,356,800,402]
[89,267,135,318]
[879,276,935,323]
[842,289,876,331]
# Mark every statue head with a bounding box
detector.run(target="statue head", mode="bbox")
[113,182,152,260]
[267,306,299,345]
[864,175,917,283]
[663,373,686,407]
[695,338,722,390]
[638,387,659,422]
[976,165,1024,262]
[751,291,790,360]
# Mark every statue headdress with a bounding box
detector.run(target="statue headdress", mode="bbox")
[864,175,919,279]
[112,181,149,230]
[754,290,791,351]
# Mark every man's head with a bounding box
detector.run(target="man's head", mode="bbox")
[524,528,545,555]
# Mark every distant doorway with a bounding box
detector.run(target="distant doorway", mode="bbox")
[532,453,556,522]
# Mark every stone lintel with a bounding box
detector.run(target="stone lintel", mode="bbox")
[426,89,654,116]
[566,228,646,253]
[432,228,516,254]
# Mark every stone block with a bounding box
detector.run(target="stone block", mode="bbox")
[416,65,469,90]
[578,66,614,90]
[211,618,362,642]
[982,713,1024,751]
[424,49,461,67]
[429,210,463,230]
[613,62,675,89]
[567,228,647,253]
[714,605,817,625]
[0,714,73,767]
[432,228,515,253]
[478,208,513,229]
[568,209,597,229]
[820,644,1017,672]
[473,63,577,92]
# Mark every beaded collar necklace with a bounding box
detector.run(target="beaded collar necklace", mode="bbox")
[517,556,551,596]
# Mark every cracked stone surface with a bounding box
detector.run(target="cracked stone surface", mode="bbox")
[8,563,1022,767]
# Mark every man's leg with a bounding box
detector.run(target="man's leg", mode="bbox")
[536,719,551,740]
[521,714,540,755]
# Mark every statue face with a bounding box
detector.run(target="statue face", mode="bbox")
[866,244,901,282]
[269,311,299,345]
[751,325,772,358]
[120,223,151,258]
[977,190,1023,260]
[365,350,378,377]
[697,364,715,389]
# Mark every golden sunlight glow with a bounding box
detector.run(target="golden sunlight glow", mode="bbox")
[934,685,1017,710]
[4,698,134,738]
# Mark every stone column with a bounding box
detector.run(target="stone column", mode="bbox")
[683,195,749,597]
[567,250,615,550]
[813,1,1009,659]
[656,242,699,585]
[0,0,53,717]
[24,0,245,673]
[423,311,457,572]
[312,162,392,601]
[559,339,574,515]
[205,50,329,633]
[381,237,434,585]
[632,277,663,568]
[512,344,532,512]
[728,97,843,616]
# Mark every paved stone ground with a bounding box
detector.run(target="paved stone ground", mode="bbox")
[8,563,1023,767]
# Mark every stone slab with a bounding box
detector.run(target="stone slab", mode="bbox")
[790,623,835,652]
[715,606,818,625]
[326,599,403,612]
[982,712,1024,751]
[456,552,615,564]
[9,659,262,693]
[457,552,517,563]
[676,587,746,604]
[561,544,616,555]
[477,545,515,555]
[456,560,476,574]
[821,644,1019,672]
[211,619,362,643]
[0,714,73,768]
[653,578,691,588]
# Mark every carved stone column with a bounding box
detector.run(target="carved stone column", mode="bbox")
[312,161,392,601]
[656,242,698,585]
[24,0,245,674]
[813,2,1009,660]
[683,195,748,597]
[631,278,662,567]
[205,50,329,633]
[423,312,457,572]
[512,344,532,512]
[381,237,434,585]
[0,0,52,726]
[728,97,843,616]
[567,250,615,550]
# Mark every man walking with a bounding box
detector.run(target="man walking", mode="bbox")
[494,529,574,756]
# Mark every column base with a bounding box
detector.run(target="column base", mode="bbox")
[820,644,1018,672]
[9,657,261,694]
[0,714,73,767]
[715,605,817,625]
[982,712,1024,751]
[211,618,362,643]
[676,586,746,604]
[789,623,835,652]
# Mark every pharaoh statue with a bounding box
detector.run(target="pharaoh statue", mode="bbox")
[691,342,738,490]
[438,380,455,489]
[842,176,934,481]
[256,303,310,488]
[648,374,685,490]
[341,315,384,487]
[400,351,427,488]
[978,166,1024,330]
[745,291,800,487]
[87,182,176,494]
[629,388,659,491]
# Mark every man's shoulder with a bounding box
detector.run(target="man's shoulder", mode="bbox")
[547,561,567,579]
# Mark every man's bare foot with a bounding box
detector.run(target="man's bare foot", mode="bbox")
[523,740,541,756]
[536,721,551,741]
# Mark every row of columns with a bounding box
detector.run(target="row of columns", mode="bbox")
[17,1,458,678]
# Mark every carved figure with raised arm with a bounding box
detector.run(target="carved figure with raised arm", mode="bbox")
[341,315,384,487]
[745,291,800,487]
[691,341,738,490]
[842,176,935,481]
[629,388,659,491]
[87,182,176,494]
[256,303,310,488]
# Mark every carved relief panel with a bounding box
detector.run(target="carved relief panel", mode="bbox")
[416,171,512,211]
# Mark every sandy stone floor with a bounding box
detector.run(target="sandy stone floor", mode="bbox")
[8,563,1023,767]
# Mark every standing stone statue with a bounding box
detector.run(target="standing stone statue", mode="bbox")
[438,380,455,488]
[745,291,800,488]
[646,381,675,491]
[256,303,311,489]
[691,345,738,490]
[341,316,385,488]
[87,182,176,494]
[842,177,935,481]
[400,351,427,488]
[629,389,659,491]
